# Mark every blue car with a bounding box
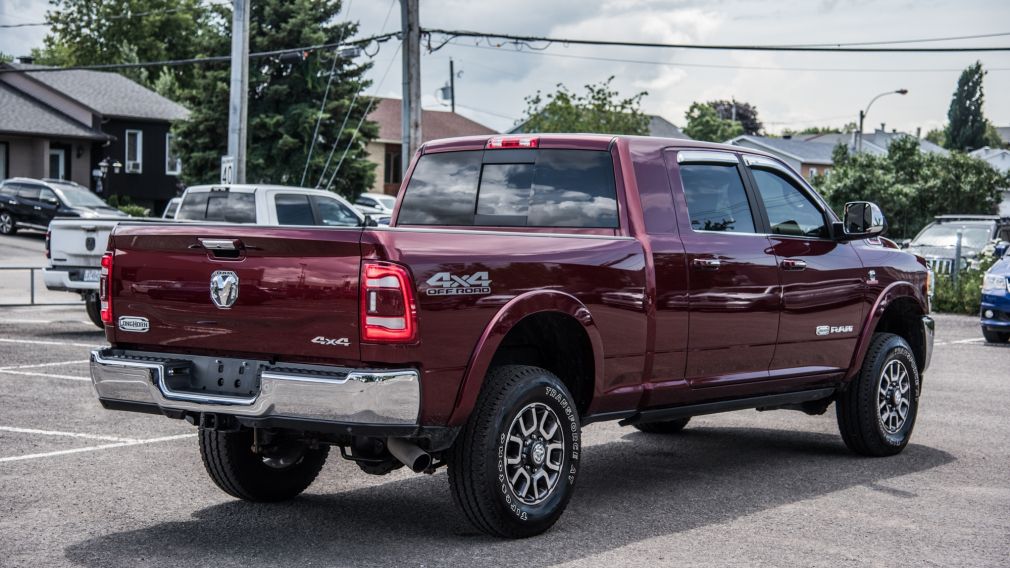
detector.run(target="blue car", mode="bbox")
[981,253,1010,343]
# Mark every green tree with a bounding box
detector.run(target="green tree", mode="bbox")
[924,127,947,148]
[174,0,377,194]
[707,99,763,135]
[782,122,857,137]
[37,0,213,89]
[946,61,990,151]
[519,77,650,135]
[683,102,743,142]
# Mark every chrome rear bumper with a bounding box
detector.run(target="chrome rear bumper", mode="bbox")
[90,349,420,425]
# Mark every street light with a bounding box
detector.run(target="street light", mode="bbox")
[857,89,908,153]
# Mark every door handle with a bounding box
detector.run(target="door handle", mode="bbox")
[781,259,807,271]
[33,206,42,210]
[7,200,14,205]
[692,258,722,270]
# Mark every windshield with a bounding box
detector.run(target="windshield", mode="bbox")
[912,223,993,250]
[51,184,110,208]
[376,195,395,209]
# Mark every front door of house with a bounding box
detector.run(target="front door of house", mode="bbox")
[49,148,67,180]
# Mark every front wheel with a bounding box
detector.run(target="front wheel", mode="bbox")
[198,428,328,502]
[0,211,16,235]
[448,365,581,538]
[982,328,1010,344]
[84,292,103,329]
[836,333,920,456]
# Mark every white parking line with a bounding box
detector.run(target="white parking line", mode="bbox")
[0,434,194,463]
[951,337,985,344]
[0,338,102,349]
[0,369,90,382]
[3,319,91,325]
[0,425,138,443]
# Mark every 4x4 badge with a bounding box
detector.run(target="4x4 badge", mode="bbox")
[425,271,491,296]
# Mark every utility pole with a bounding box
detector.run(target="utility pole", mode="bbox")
[449,58,455,113]
[400,0,421,176]
[226,0,250,184]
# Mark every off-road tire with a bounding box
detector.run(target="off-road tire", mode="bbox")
[836,333,919,457]
[982,328,1010,344]
[198,428,328,502]
[0,211,16,235]
[448,365,581,538]
[633,417,691,434]
[84,292,103,329]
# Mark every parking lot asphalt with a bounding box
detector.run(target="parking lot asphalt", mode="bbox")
[0,304,1007,567]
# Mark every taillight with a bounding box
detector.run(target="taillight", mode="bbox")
[361,261,417,343]
[99,252,113,325]
[486,136,539,149]
[45,230,51,259]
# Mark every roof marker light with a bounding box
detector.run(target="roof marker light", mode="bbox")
[486,136,539,149]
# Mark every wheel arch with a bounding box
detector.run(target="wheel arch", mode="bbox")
[848,281,929,381]
[447,290,603,426]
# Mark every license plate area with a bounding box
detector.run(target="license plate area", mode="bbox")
[161,355,265,400]
[82,269,101,282]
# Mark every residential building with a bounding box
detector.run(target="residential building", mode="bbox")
[365,97,496,194]
[0,61,189,213]
[727,135,836,180]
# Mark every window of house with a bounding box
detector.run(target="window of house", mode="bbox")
[125,130,143,173]
[679,164,756,233]
[0,142,8,180]
[165,133,181,175]
[750,168,828,238]
[384,148,402,184]
[808,167,818,178]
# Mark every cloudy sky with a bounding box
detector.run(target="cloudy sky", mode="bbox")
[2,0,1009,135]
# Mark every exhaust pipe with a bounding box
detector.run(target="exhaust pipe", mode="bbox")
[386,437,431,473]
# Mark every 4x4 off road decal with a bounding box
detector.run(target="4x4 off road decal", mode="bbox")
[424,271,491,296]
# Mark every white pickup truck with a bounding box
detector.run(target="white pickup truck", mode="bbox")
[45,184,366,327]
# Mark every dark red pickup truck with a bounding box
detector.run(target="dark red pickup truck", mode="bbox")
[91,134,934,538]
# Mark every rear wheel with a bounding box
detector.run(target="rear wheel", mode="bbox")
[982,328,1010,344]
[836,333,919,457]
[633,417,691,434]
[0,211,16,235]
[84,292,103,329]
[198,428,328,502]
[448,365,581,538]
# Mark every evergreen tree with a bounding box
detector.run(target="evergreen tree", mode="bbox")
[946,61,989,152]
[519,77,650,135]
[707,99,763,135]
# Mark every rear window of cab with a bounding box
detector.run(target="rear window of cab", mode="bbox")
[397,149,619,228]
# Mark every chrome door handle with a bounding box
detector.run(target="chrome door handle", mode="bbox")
[781,259,807,271]
[33,206,42,210]
[7,200,15,205]
[692,258,722,270]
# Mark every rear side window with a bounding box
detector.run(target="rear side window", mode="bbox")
[177,191,256,223]
[398,149,618,228]
[679,164,756,233]
[275,193,314,225]
[18,185,41,200]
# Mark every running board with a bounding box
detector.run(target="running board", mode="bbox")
[618,387,837,426]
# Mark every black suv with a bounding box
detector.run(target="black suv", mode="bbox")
[0,177,125,235]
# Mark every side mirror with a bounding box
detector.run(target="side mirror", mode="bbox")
[834,201,886,241]
[362,214,378,227]
[995,240,1010,259]
[44,197,60,205]
[899,238,912,249]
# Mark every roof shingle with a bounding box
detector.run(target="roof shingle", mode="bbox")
[0,82,108,140]
[369,97,497,143]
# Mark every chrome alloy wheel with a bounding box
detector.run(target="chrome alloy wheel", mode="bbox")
[503,402,565,505]
[878,359,911,434]
[0,212,12,234]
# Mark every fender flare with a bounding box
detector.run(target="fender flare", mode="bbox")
[846,280,928,381]
[446,290,605,426]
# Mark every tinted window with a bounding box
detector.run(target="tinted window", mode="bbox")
[355,197,376,207]
[751,169,827,238]
[398,151,482,225]
[0,183,14,196]
[679,164,755,233]
[313,196,360,227]
[275,193,315,225]
[39,188,58,203]
[18,185,41,200]
[398,149,618,228]
[177,191,255,223]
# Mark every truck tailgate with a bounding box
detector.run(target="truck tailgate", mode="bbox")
[109,224,364,362]
[49,218,119,267]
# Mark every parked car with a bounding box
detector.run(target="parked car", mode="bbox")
[981,245,1010,343]
[0,177,125,235]
[175,184,364,226]
[903,215,1010,274]
[353,191,396,216]
[162,197,181,219]
[90,134,933,538]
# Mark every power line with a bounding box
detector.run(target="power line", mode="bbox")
[446,40,1010,74]
[423,28,1010,53]
[775,31,1010,48]
[0,32,400,74]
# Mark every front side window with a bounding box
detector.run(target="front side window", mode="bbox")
[751,168,828,238]
[275,193,314,225]
[679,164,756,233]
[39,188,58,203]
[125,130,143,173]
[313,196,360,227]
